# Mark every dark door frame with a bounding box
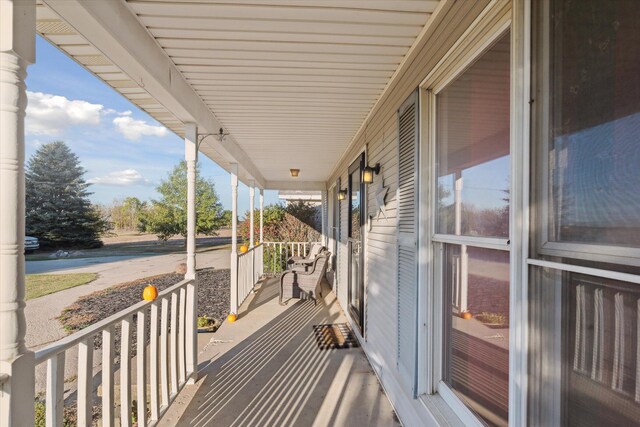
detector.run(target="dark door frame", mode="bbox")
[347,153,365,333]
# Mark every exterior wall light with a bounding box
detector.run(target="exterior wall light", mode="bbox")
[290,168,300,177]
[362,163,381,184]
[338,189,347,201]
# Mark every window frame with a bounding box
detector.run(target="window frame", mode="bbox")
[526,0,640,424]
[417,1,519,423]
[431,30,512,424]
[532,0,640,267]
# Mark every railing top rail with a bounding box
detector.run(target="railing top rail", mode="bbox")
[34,278,193,364]
[262,241,321,245]
[237,242,263,258]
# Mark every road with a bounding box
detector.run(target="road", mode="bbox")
[26,255,142,274]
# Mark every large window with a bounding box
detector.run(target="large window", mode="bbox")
[529,1,640,425]
[432,31,511,426]
[539,0,640,257]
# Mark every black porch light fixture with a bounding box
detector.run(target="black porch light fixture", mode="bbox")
[290,168,300,178]
[362,163,381,184]
[338,189,347,201]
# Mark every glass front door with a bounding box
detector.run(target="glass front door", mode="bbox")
[348,154,365,332]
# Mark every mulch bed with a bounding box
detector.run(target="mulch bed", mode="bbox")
[58,268,230,362]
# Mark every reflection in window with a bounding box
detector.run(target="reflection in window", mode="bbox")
[436,34,511,239]
[443,245,510,427]
[528,268,640,426]
[548,0,640,247]
[349,169,361,240]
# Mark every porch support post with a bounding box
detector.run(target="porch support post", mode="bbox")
[259,189,264,243]
[184,123,198,383]
[184,123,197,280]
[0,1,36,425]
[249,181,255,248]
[230,163,239,315]
[321,190,328,246]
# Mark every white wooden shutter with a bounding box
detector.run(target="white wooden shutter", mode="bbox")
[397,90,419,394]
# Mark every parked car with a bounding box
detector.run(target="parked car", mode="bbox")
[25,236,39,254]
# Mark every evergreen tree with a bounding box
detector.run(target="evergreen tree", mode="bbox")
[25,141,109,248]
[140,161,224,241]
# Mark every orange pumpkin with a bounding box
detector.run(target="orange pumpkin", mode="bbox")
[239,245,249,253]
[461,311,472,320]
[227,313,237,323]
[143,285,158,301]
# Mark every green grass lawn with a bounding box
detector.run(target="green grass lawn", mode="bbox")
[26,273,98,300]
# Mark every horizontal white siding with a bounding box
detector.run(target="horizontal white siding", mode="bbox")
[328,0,492,425]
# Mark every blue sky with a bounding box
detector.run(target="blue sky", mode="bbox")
[25,36,279,214]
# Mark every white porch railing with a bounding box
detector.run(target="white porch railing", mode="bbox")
[235,244,264,308]
[34,278,197,427]
[262,241,321,275]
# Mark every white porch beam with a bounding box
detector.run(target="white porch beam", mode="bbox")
[249,181,255,248]
[265,180,326,191]
[230,163,239,315]
[184,123,198,383]
[41,0,266,188]
[259,189,264,244]
[0,0,36,424]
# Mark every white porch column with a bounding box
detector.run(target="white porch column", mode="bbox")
[184,123,198,383]
[230,163,238,315]
[0,1,36,425]
[249,181,255,248]
[259,189,264,243]
[321,190,328,246]
[184,123,197,280]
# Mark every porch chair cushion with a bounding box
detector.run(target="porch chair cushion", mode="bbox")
[280,252,330,305]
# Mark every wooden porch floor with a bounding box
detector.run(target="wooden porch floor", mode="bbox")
[159,276,400,427]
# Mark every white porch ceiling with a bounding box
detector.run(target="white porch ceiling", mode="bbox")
[35,0,439,187]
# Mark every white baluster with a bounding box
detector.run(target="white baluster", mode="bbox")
[160,298,170,407]
[121,318,132,427]
[77,338,94,427]
[150,303,160,419]
[102,327,115,427]
[46,352,65,426]
[137,310,148,426]
[170,292,179,396]
[178,287,187,385]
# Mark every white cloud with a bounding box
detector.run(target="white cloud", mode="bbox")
[113,116,167,140]
[87,169,151,186]
[26,91,103,135]
[103,109,132,116]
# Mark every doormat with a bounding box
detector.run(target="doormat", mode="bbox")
[312,323,359,350]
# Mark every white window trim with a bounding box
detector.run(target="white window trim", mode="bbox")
[432,234,509,252]
[416,1,532,426]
